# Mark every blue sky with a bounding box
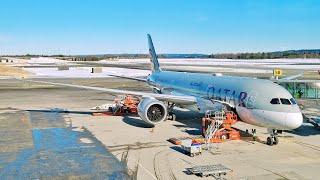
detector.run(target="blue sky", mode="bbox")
[0,0,319,55]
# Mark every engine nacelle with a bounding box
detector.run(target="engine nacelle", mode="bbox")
[138,97,167,126]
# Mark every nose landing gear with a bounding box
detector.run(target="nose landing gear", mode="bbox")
[267,136,278,146]
[267,129,280,146]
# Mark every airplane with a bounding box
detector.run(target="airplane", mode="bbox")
[27,34,303,146]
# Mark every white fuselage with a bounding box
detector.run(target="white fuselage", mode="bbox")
[148,71,303,130]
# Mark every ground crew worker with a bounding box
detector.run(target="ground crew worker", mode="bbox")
[251,129,257,141]
[297,89,303,98]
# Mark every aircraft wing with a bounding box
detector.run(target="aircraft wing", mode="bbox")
[281,72,304,80]
[26,79,197,105]
[105,73,148,82]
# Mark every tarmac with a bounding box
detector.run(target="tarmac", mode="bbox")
[0,78,319,179]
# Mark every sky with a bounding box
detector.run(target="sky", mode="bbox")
[0,0,319,55]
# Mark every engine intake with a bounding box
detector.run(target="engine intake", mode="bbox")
[138,97,167,126]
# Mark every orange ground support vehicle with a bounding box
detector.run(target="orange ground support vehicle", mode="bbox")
[200,111,240,143]
[113,95,139,115]
[92,95,140,116]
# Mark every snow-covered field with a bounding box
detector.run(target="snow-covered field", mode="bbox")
[10,57,319,69]
[24,67,150,78]
[16,57,320,78]
[28,57,68,64]
[100,58,320,69]
[177,66,273,73]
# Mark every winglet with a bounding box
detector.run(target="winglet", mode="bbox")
[282,72,304,80]
[147,34,161,72]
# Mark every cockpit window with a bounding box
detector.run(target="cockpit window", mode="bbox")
[290,98,297,105]
[270,98,280,104]
[280,98,291,105]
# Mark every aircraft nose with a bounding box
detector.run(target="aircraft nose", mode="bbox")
[286,112,303,129]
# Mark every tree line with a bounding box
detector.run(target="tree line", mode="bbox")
[3,49,320,60]
[209,49,320,59]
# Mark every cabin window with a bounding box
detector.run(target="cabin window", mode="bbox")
[280,98,291,105]
[270,98,280,104]
[290,98,297,105]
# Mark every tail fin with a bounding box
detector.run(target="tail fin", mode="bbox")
[147,34,161,72]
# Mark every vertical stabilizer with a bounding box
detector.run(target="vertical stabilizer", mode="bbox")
[147,34,161,72]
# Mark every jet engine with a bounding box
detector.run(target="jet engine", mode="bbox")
[138,97,167,126]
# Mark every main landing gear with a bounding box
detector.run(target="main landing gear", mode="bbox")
[166,102,176,121]
[266,129,280,146]
[167,113,176,121]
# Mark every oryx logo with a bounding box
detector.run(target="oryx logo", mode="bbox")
[246,90,258,108]
[149,48,153,62]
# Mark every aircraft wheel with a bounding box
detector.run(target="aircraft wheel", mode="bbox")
[171,114,176,121]
[267,137,274,146]
[273,136,279,145]
[167,113,176,121]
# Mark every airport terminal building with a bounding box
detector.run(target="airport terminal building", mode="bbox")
[275,80,320,99]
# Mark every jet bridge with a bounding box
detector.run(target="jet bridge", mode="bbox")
[273,80,320,99]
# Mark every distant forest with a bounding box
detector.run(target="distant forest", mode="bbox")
[209,49,320,59]
[4,49,320,60]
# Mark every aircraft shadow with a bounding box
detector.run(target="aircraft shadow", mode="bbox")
[26,108,93,115]
[89,97,116,101]
[285,124,320,136]
[26,108,155,129]
[183,129,202,136]
[169,146,186,155]
[122,116,154,128]
[173,110,203,130]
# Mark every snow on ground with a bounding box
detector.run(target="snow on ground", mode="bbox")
[20,57,320,79]
[24,67,150,78]
[28,57,71,64]
[179,66,273,73]
[20,57,320,70]
[99,58,320,64]
[266,64,320,70]
[99,58,320,69]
